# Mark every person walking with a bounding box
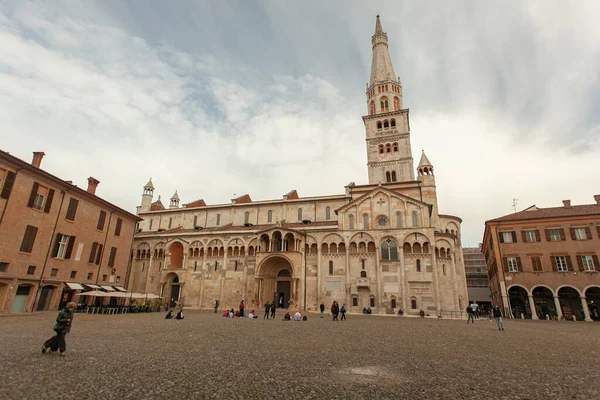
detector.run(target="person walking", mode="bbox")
[264,301,271,320]
[239,300,245,318]
[467,306,475,324]
[333,301,340,321]
[493,305,505,331]
[340,304,347,321]
[42,301,76,356]
[319,303,325,318]
[270,301,276,319]
[214,299,219,313]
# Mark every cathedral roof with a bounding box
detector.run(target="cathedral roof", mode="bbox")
[185,199,207,208]
[336,186,429,214]
[232,194,252,204]
[150,197,165,211]
[369,15,397,86]
[418,151,432,167]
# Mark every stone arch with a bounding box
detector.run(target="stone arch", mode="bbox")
[226,237,245,249]
[557,286,584,320]
[508,285,531,319]
[402,232,431,245]
[168,241,184,269]
[556,285,582,296]
[530,284,555,295]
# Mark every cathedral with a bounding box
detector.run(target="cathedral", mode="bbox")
[130,16,468,315]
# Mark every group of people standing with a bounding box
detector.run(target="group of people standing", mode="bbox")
[328,301,346,321]
[466,305,505,330]
[263,301,277,319]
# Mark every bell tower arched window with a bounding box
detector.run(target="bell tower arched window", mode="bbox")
[394,97,400,111]
[380,96,389,112]
[391,171,397,182]
[326,207,331,220]
[386,171,391,182]
[369,101,375,115]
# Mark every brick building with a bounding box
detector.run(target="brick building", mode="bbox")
[463,247,491,310]
[0,150,140,313]
[129,16,469,316]
[482,198,600,321]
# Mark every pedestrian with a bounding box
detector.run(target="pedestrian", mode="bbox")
[264,301,271,319]
[42,301,76,356]
[214,299,219,313]
[466,306,475,324]
[492,305,505,331]
[340,304,347,321]
[419,309,425,318]
[239,300,245,318]
[176,309,184,319]
[320,303,325,318]
[279,295,284,308]
[333,301,340,321]
[165,310,173,319]
[270,301,276,319]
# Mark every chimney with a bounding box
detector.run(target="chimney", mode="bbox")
[87,177,100,195]
[562,200,571,208]
[31,152,45,168]
[594,195,600,205]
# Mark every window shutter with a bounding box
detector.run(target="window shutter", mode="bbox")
[593,255,599,269]
[0,171,16,199]
[108,247,117,267]
[95,244,103,265]
[516,257,522,272]
[115,218,122,236]
[511,232,517,243]
[544,229,551,241]
[576,256,584,271]
[498,232,504,243]
[51,234,62,258]
[597,226,600,239]
[565,255,572,271]
[584,227,591,240]
[521,231,527,242]
[44,189,55,213]
[65,236,75,259]
[66,198,79,221]
[20,225,38,253]
[502,257,508,272]
[569,228,576,240]
[27,182,39,208]
[559,228,565,241]
[89,242,98,263]
[535,230,541,242]
[551,256,558,271]
[97,211,106,230]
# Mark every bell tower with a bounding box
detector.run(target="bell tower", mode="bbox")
[363,15,415,184]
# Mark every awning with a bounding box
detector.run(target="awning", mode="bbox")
[100,285,115,291]
[78,290,111,297]
[114,286,127,292]
[84,284,102,290]
[65,282,85,290]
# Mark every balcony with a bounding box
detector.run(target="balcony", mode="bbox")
[356,278,370,288]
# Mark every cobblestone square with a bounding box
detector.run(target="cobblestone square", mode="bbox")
[1,311,599,399]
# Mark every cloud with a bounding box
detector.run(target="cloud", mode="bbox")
[1,1,599,247]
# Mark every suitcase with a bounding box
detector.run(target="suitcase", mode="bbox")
[43,335,57,348]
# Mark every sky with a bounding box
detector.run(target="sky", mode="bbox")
[1,1,599,246]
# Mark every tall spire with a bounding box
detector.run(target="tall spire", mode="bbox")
[369,15,397,86]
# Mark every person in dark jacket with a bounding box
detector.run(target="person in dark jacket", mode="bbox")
[319,303,325,318]
[492,305,505,331]
[270,302,276,319]
[264,301,271,319]
[466,306,475,324]
[176,309,184,319]
[165,310,173,319]
[239,300,245,318]
[333,301,340,321]
[340,304,347,321]
[42,302,76,356]
[213,299,219,313]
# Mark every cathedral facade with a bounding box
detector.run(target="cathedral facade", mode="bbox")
[130,16,468,315]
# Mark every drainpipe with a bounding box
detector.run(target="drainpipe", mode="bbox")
[95,212,114,283]
[304,228,307,312]
[31,189,68,312]
[124,222,137,293]
[0,167,24,228]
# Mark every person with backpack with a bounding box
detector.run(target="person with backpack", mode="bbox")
[340,304,347,321]
[319,303,325,318]
[42,302,76,356]
[264,301,271,319]
[466,306,475,324]
[493,305,505,331]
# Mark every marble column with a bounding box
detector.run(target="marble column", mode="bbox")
[375,246,382,313]
[581,296,593,322]
[528,294,538,320]
[553,295,563,319]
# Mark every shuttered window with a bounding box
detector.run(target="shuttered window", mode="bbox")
[114,218,122,236]
[52,234,76,259]
[0,171,16,199]
[20,225,38,253]
[97,211,107,231]
[89,242,98,263]
[95,244,103,265]
[531,256,543,272]
[65,198,79,221]
[108,247,117,267]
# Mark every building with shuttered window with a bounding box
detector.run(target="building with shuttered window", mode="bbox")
[482,198,600,321]
[0,150,140,313]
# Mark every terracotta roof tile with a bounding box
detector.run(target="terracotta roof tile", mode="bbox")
[487,204,600,223]
[149,200,165,211]
[185,199,206,208]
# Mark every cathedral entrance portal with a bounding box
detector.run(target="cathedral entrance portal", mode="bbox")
[256,255,297,309]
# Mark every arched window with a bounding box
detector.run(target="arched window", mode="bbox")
[391,171,397,182]
[384,120,389,129]
[361,270,367,278]
[386,171,391,182]
[392,142,398,152]
[216,214,220,226]
[214,261,218,271]
[381,240,399,261]
[391,119,396,128]
[396,212,402,228]
[391,298,397,308]
[329,261,333,275]
[267,210,272,223]
[394,97,400,111]
[385,85,388,91]
[349,215,354,230]
[363,214,369,229]
[369,101,375,115]
[244,212,249,224]
[381,96,389,112]
[234,261,238,272]
[378,144,384,154]
[386,143,391,153]
[193,215,198,227]
[168,218,172,229]
[326,207,330,220]
[377,121,382,130]
[416,259,421,272]
[297,208,302,221]
[411,298,417,309]
[412,211,418,227]
[370,297,375,307]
